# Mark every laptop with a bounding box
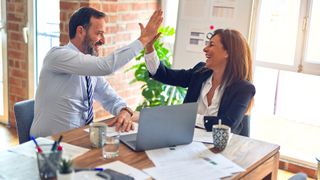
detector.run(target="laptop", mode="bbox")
[120,102,198,151]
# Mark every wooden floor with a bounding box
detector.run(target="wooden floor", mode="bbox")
[0,124,316,179]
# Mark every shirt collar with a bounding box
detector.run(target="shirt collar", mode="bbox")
[67,41,81,52]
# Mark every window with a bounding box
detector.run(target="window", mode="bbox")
[35,0,60,86]
[251,0,320,167]
[0,0,8,124]
[28,0,60,96]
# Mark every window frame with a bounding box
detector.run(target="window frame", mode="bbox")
[250,0,320,75]
[0,0,8,123]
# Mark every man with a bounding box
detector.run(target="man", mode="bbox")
[30,7,163,137]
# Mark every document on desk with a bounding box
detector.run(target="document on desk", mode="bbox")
[0,151,38,179]
[8,137,89,160]
[145,142,244,178]
[193,128,213,143]
[144,159,230,180]
[146,142,209,166]
[193,128,233,144]
[84,122,139,136]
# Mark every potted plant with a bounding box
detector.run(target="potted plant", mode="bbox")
[127,26,186,111]
[57,158,74,180]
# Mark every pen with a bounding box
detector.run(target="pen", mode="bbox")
[56,135,63,146]
[31,136,42,153]
[75,168,103,172]
[51,135,63,151]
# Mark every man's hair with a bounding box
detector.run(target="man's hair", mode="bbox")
[68,7,106,39]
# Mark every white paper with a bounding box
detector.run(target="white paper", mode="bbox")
[146,142,209,166]
[144,159,230,180]
[59,142,89,160]
[84,122,138,136]
[0,151,39,179]
[193,128,213,143]
[200,151,245,174]
[98,161,150,180]
[8,137,89,160]
[146,142,244,178]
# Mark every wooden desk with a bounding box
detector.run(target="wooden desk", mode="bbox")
[52,126,280,180]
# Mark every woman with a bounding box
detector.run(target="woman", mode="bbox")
[144,29,255,136]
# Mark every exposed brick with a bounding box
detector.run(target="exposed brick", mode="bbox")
[60,12,67,22]
[148,2,159,9]
[9,32,24,42]
[10,69,27,79]
[8,41,24,50]
[101,4,118,13]
[126,22,139,31]
[8,50,25,60]
[9,77,22,87]
[60,2,80,11]
[132,3,148,11]
[121,13,138,21]
[8,3,15,12]
[87,3,101,10]
[118,3,130,12]
[7,13,22,22]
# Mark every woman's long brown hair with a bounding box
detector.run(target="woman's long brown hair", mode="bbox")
[210,29,254,113]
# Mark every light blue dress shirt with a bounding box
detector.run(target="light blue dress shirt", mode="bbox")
[30,40,143,137]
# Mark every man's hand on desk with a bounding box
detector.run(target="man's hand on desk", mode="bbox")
[108,108,135,132]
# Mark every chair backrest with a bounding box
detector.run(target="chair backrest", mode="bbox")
[288,172,307,180]
[14,99,34,144]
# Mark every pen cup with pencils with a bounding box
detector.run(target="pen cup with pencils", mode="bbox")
[36,144,62,180]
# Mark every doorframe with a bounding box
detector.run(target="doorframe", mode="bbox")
[27,0,36,99]
[0,0,8,124]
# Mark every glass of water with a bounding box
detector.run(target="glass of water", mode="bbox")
[102,126,120,159]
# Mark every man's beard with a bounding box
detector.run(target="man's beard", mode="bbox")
[82,34,99,56]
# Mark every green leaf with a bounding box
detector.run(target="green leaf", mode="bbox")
[126,25,187,110]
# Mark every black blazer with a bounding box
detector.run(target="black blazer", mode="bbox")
[150,62,256,136]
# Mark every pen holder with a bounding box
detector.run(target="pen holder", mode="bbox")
[36,144,62,180]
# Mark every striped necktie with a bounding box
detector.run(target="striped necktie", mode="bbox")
[85,76,94,125]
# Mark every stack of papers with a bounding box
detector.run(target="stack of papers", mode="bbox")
[144,142,244,180]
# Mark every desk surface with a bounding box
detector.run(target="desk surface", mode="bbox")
[52,125,280,180]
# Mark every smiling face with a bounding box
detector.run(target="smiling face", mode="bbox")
[81,17,106,56]
[203,34,229,70]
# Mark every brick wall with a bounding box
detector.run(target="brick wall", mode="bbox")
[7,0,29,127]
[60,0,159,119]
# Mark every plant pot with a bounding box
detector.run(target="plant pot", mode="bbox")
[57,170,74,180]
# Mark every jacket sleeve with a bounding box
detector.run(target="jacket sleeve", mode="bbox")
[203,82,255,134]
[150,62,205,88]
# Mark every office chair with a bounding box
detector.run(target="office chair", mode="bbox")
[240,115,250,137]
[13,99,35,144]
[288,172,307,180]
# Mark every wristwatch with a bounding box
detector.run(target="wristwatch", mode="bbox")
[121,107,134,117]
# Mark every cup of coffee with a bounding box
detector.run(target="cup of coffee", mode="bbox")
[89,122,107,148]
[212,124,231,152]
